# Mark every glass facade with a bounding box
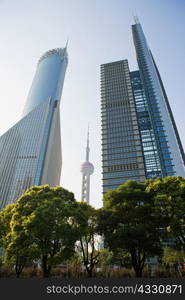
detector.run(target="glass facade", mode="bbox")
[23,48,68,116]
[101,60,146,193]
[0,48,68,209]
[132,22,185,177]
[130,71,163,178]
[101,22,185,194]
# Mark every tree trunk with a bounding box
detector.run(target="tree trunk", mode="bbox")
[84,262,93,277]
[42,255,51,277]
[134,267,143,278]
[15,258,26,278]
[131,255,144,278]
[16,268,22,278]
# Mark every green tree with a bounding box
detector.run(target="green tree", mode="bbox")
[98,249,113,268]
[161,246,185,265]
[146,176,185,248]
[98,180,162,277]
[0,203,36,278]
[74,202,100,277]
[4,233,38,278]
[1,185,79,277]
[0,203,15,248]
[111,248,132,268]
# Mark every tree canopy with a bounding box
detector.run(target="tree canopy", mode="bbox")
[0,176,185,278]
[98,180,162,277]
[146,176,185,248]
[0,185,79,277]
[73,202,100,277]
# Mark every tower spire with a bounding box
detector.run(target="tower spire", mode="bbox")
[63,39,69,60]
[86,123,90,161]
[65,38,69,50]
[133,15,140,24]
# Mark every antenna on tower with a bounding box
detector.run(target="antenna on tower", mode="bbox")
[86,123,90,162]
[65,38,69,50]
[87,123,90,146]
[63,38,69,59]
[133,15,140,24]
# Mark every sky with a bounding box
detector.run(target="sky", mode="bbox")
[0,0,184,208]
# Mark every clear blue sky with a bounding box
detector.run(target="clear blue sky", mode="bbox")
[0,0,184,207]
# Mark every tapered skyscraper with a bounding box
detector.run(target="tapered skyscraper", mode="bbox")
[132,20,185,178]
[0,47,68,209]
[101,20,185,193]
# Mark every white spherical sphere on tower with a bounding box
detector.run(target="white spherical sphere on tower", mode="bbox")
[81,161,94,175]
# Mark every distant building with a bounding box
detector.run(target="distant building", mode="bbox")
[0,48,68,209]
[81,127,94,203]
[101,20,185,193]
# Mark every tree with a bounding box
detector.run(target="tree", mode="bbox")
[4,233,38,278]
[110,248,132,268]
[74,202,100,277]
[0,203,36,277]
[98,249,113,268]
[161,246,185,266]
[0,203,15,248]
[146,176,185,249]
[1,185,79,277]
[0,204,26,277]
[98,180,162,277]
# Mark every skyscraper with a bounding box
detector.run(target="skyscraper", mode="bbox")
[0,47,68,209]
[81,127,94,203]
[101,20,185,193]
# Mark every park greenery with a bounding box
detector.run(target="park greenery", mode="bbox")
[0,176,185,278]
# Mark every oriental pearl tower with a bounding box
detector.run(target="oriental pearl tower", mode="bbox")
[80,126,94,203]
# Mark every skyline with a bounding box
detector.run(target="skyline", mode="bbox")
[0,0,184,207]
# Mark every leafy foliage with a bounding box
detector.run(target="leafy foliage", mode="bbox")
[161,247,185,264]
[146,176,185,248]
[0,185,79,277]
[74,202,100,277]
[98,180,162,277]
[1,177,185,278]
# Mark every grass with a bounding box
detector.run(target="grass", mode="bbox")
[0,264,184,278]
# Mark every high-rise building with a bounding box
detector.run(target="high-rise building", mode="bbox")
[81,127,94,203]
[101,20,185,193]
[0,47,68,209]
